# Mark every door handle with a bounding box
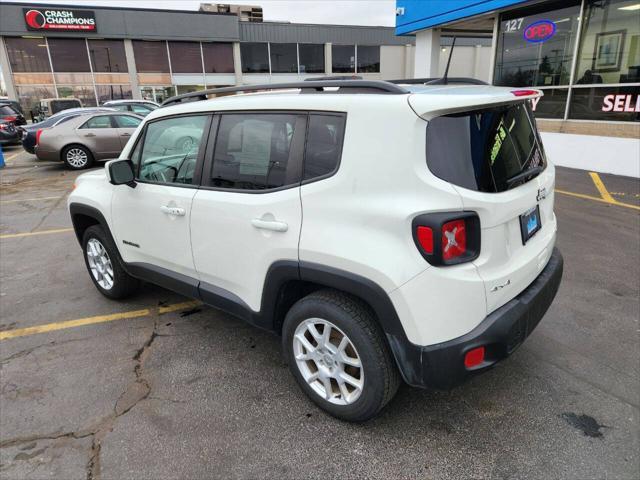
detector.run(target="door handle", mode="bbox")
[121,133,131,137]
[251,218,288,232]
[84,133,96,137]
[160,205,186,216]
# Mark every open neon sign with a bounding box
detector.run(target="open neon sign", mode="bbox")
[524,20,556,43]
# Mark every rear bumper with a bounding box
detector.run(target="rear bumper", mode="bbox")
[35,146,59,162]
[388,247,563,390]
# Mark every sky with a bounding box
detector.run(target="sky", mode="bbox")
[1,0,397,27]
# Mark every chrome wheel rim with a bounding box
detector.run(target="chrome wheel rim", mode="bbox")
[293,318,364,406]
[86,238,114,290]
[67,148,88,168]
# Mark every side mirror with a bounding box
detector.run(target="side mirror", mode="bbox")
[108,159,136,188]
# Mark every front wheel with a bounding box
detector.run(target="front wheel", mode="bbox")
[282,290,400,422]
[82,225,139,299]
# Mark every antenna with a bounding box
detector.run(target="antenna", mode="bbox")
[425,36,457,85]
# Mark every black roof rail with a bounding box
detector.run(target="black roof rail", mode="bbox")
[304,75,363,81]
[161,80,408,106]
[388,77,489,85]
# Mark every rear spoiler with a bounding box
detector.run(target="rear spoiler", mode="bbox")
[408,88,543,120]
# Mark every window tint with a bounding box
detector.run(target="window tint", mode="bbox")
[0,106,18,116]
[133,41,170,73]
[332,45,355,73]
[426,103,544,192]
[299,44,325,73]
[82,116,113,129]
[168,42,203,73]
[212,114,304,190]
[357,46,380,73]
[304,114,346,181]
[202,42,234,73]
[241,43,269,73]
[48,38,91,72]
[114,115,142,128]
[138,115,208,185]
[5,37,51,72]
[270,43,298,73]
[88,40,128,73]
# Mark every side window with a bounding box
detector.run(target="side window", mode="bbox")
[81,115,113,129]
[111,104,129,112]
[137,115,208,185]
[303,114,346,181]
[131,104,153,115]
[114,115,142,128]
[211,113,304,190]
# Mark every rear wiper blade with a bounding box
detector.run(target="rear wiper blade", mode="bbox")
[506,165,544,186]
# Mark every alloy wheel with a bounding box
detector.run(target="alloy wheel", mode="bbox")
[293,318,364,405]
[67,148,88,168]
[86,238,114,290]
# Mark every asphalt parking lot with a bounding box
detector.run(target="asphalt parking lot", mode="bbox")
[1,145,639,480]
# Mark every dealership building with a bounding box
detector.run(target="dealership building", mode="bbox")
[397,0,639,177]
[0,1,422,111]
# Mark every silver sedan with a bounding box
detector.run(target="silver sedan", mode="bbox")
[35,112,143,169]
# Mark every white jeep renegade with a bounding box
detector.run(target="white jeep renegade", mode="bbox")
[68,79,563,422]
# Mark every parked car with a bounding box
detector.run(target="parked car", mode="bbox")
[103,99,159,108]
[0,104,27,127]
[101,100,158,117]
[68,80,563,422]
[0,120,20,146]
[36,112,142,169]
[31,98,83,123]
[0,98,25,116]
[20,107,116,154]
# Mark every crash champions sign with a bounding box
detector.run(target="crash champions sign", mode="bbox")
[24,8,97,32]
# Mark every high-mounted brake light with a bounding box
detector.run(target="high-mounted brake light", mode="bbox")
[511,89,538,97]
[412,212,480,266]
[36,129,43,145]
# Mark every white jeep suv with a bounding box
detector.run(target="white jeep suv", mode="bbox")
[68,80,563,422]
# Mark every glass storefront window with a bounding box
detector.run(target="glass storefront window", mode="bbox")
[169,42,203,74]
[202,43,234,73]
[357,45,380,73]
[88,40,128,73]
[332,45,355,73]
[96,85,133,104]
[48,38,91,72]
[530,88,569,119]
[575,0,640,85]
[57,85,97,107]
[5,37,51,73]
[495,1,581,87]
[298,44,324,73]
[241,43,269,73]
[133,41,170,73]
[176,85,205,95]
[15,85,56,118]
[569,85,640,121]
[140,86,176,104]
[270,43,298,73]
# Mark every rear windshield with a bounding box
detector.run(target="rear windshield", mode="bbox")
[426,102,545,192]
[51,100,81,114]
[0,105,17,115]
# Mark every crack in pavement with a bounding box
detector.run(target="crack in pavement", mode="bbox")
[0,320,160,480]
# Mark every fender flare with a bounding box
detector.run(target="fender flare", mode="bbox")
[68,203,115,246]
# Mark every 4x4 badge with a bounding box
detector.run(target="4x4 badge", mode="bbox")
[536,187,547,202]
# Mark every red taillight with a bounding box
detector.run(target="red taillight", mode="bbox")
[511,89,538,97]
[442,219,466,261]
[2,115,17,123]
[36,129,43,145]
[416,226,433,255]
[464,346,485,368]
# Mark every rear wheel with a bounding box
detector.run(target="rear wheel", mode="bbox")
[82,225,139,299]
[63,145,94,170]
[282,290,400,422]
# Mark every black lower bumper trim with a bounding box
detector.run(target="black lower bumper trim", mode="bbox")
[389,247,564,390]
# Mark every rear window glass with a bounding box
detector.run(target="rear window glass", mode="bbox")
[426,102,545,192]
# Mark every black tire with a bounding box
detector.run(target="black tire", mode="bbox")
[62,144,94,170]
[282,289,400,422]
[82,225,139,299]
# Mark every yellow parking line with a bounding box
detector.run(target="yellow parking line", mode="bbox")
[0,300,202,341]
[4,153,19,162]
[589,172,616,204]
[0,228,74,239]
[555,189,640,211]
[0,196,62,204]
